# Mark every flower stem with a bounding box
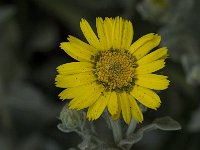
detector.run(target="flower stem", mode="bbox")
[108,116,122,144]
[126,118,137,137]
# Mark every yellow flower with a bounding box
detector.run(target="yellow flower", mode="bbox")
[55,17,169,124]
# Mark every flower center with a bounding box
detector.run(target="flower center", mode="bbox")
[94,49,136,91]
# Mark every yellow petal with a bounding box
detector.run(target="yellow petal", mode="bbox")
[58,89,72,100]
[135,74,170,90]
[96,17,107,50]
[119,92,131,124]
[58,83,94,100]
[96,17,133,51]
[111,93,121,120]
[133,34,161,60]
[69,82,104,110]
[68,35,98,54]
[57,62,94,75]
[80,18,101,50]
[128,33,155,53]
[121,20,134,50]
[107,91,118,115]
[135,59,166,74]
[137,47,168,65]
[130,85,161,110]
[103,17,114,50]
[87,91,111,120]
[128,95,143,123]
[60,42,93,62]
[110,17,134,50]
[113,17,123,50]
[55,71,96,88]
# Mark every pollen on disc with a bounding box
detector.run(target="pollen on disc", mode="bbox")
[95,49,136,90]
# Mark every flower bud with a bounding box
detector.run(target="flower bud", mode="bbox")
[59,104,84,129]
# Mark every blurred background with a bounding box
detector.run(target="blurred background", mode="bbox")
[1,0,200,150]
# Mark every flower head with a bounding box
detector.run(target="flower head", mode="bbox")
[55,17,169,124]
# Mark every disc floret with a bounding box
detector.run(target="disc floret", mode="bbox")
[95,49,136,91]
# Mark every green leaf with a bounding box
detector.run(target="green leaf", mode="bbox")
[57,123,75,133]
[118,123,156,146]
[118,116,181,148]
[153,116,182,131]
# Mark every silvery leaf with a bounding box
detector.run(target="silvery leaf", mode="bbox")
[153,116,182,131]
[118,117,181,147]
[77,136,96,150]
[118,123,156,146]
[57,123,75,133]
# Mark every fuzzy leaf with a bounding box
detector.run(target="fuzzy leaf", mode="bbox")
[153,116,182,131]
[57,123,74,133]
[118,116,181,147]
[118,123,156,146]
